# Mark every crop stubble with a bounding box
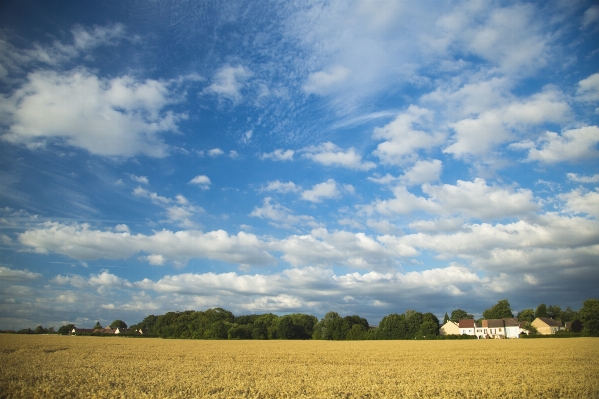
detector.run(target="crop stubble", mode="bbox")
[0,335,597,398]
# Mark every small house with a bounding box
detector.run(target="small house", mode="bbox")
[458,319,477,336]
[439,320,459,335]
[531,317,563,335]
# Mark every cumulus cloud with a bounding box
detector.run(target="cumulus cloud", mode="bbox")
[203,65,252,103]
[0,69,182,157]
[259,180,301,194]
[208,148,225,157]
[133,187,203,227]
[303,65,351,95]
[0,266,42,281]
[511,126,599,163]
[301,179,342,202]
[429,3,550,73]
[567,173,599,183]
[365,178,539,220]
[250,197,318,230]
[400,159,442,186]
[373,106,445,165]
[19,222,276,267]
[301,142,376,170]
[189,175,211,189]
[446,90,570,158]
[576,73,599,103]
[273,228,416,269]
[261,149,295,161]
[129,174,149,185]
[559,188,599,218]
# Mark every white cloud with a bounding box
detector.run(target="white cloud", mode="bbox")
[250,198,318,230]
[397,213,599,275]
[511,126,599,163]
[0,69,182,157]
[559,188,599,218]
[132,186,170,205]
[576,73,599,102]
[365,178,539,220]
[0,266,42,281]
[19,222,276,267]
[203,65,252,103]
[408,218,465,233]
[0,24,127,76]
[301,179,341,202]
[133,187,204,227]
[366,219,401,235]
[446,90,570,158]
[303,65,351,96]
[429,3,550,74]
[260,149,295,161]
[129,175,149,185]
[582,6,599,29]
[260,180,300,194]
[208,148,224,157]
[373,106,445,165]
[89,270,132,288]
[301,142,376,170]
[143,254,166,266]
[567,173,599,183]
[275,228,416,269]
[400,159,442,186]
[189,175,211,189]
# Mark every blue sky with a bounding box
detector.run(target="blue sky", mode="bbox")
[0,0,598,330]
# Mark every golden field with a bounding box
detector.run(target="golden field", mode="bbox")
[0,335,598,398]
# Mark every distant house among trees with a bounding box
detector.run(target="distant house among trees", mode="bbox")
[531,317,563,335]
[439,320,459,336]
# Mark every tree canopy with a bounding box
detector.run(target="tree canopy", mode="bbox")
[482,299,514,320]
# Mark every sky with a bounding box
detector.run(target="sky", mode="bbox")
[0,0,598,330]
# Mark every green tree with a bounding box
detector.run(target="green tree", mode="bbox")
[579,299,599,337]
[482,299,514,319]
[228,324,252,339]
[110,320,127,329]
[312,312,342,340]
[34,325,45,334]
[450,309,473,322]
[523,322,538,335]
[443,313,450,324]
[346,324,367,340]
[547,305,562,320]
[561,307,579,323]
[278,316,295,339]
[535,303,547,318]
[94,321,102,329]
[419,321,439,337]
[57,324,75,335]
[377,314,408,340]
[517,309,535,323]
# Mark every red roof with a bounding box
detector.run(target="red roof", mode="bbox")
[458,319,476,328]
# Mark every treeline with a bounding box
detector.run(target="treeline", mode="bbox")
[8,298,599,339]
[127,308,447,340]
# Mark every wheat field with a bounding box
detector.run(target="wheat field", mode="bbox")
[0,335,598,398]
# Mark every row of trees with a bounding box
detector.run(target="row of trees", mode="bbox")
[5,319,129,336]
[8,299,599,340]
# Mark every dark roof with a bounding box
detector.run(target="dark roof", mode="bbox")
[72,328,95,333]
[502,318,520,327]
[537,317,563,327]
[485,319,505,328]
[459,319,476,328]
